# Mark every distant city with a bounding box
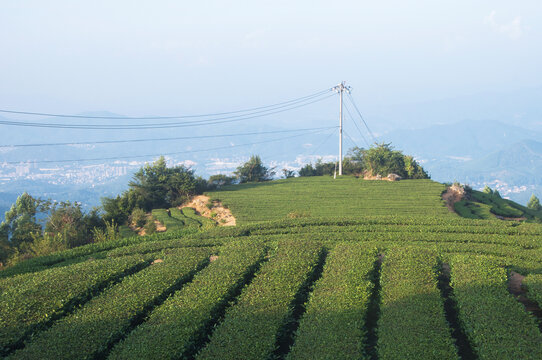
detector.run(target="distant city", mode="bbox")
[0,161,137,186]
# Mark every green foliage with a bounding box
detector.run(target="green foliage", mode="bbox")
[298,145,428,179]
[143,218,157,235]
[102,156,203,224]
[471,191,524,218]
[378,246,458,359]
[9,248,213,359]
[454,200,494,220]
[151,209,184,231]
[287,243,376,360]
[234,155,275,183]
[1,196,104,264]
[117,225,136,238]
[108,241,266,359]
[483,185,493,194]
[403,155,429,179]
[91,220,120,243]
[207,174,236,189]
[450,255,542,359]
[0,255,148,354]
[24,232,68,258]
[363,142,407,177]
[181,207,215,228]
[44,201,99,248]
[197,240,323,360]
[130,156,201,209]
[522,274,542,308]
[2,179,542,358]
[0,193,43,250]
[527,194,541,211]
[101,189,142,225]
[208,177,448,224]
[282,168,296,178]
[0,227,201,279]
[129,208,147,228]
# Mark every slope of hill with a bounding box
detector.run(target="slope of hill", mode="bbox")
[463,139,542,182]
[380,121,542,204]
[382,120,542,158]
[1,177,541,360]
[206,176,449,224]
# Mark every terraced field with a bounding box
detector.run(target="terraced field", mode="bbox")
[1,177,542,359]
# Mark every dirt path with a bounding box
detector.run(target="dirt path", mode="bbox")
[508,271,542,330]
[181,195,236,226]
[495,215,527,222]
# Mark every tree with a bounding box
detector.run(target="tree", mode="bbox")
[102,157,203,223]
[404,155,429,179]
[314,159,335,176]
[207,174,236,189]
[363,143,406,177]
[282,169,296,178]
[343,147,365,175]
[234,155,275,183]
[129,156,172,210]
[0,193,44,248]
[101,193,137,225]
[44,201,101,248]
[527,194,541,211]
[483,186,493,194]
[299,163,317,177]
[129,208,147,228]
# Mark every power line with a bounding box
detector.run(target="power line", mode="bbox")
[343,129,360,149]
[310,127,339,156]
[0,88,333,120]
[262,126,337,161]
[343,101,370,148]
[6,128,331,165]
[0,93,334,130]
[346,92,376,143]
[0,126,337,148]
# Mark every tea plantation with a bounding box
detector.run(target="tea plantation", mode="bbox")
[1,177,541,359]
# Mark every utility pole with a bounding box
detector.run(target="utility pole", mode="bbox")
[333,81,351,176]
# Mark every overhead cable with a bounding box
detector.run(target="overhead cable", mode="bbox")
[0,94,334,130]
[0,126,337,148]
[6,128,331,165]
[0,88,332,120]
[343,102,370,148]
[346,93,376,142]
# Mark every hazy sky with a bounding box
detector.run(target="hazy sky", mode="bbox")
[1,1,541,117]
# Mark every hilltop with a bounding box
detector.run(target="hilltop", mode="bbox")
[1,177,542,359]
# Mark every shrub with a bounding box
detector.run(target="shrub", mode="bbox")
[234,155,275,183]
[129,208,147,228]
[527,194,541,211]
[92,220,120,243]
[207,174,236,189]
[144,219,157,235]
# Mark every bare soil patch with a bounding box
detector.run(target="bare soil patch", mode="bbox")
[181,195,236,226]
[442,185,466,212]
[363,173,402,181]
